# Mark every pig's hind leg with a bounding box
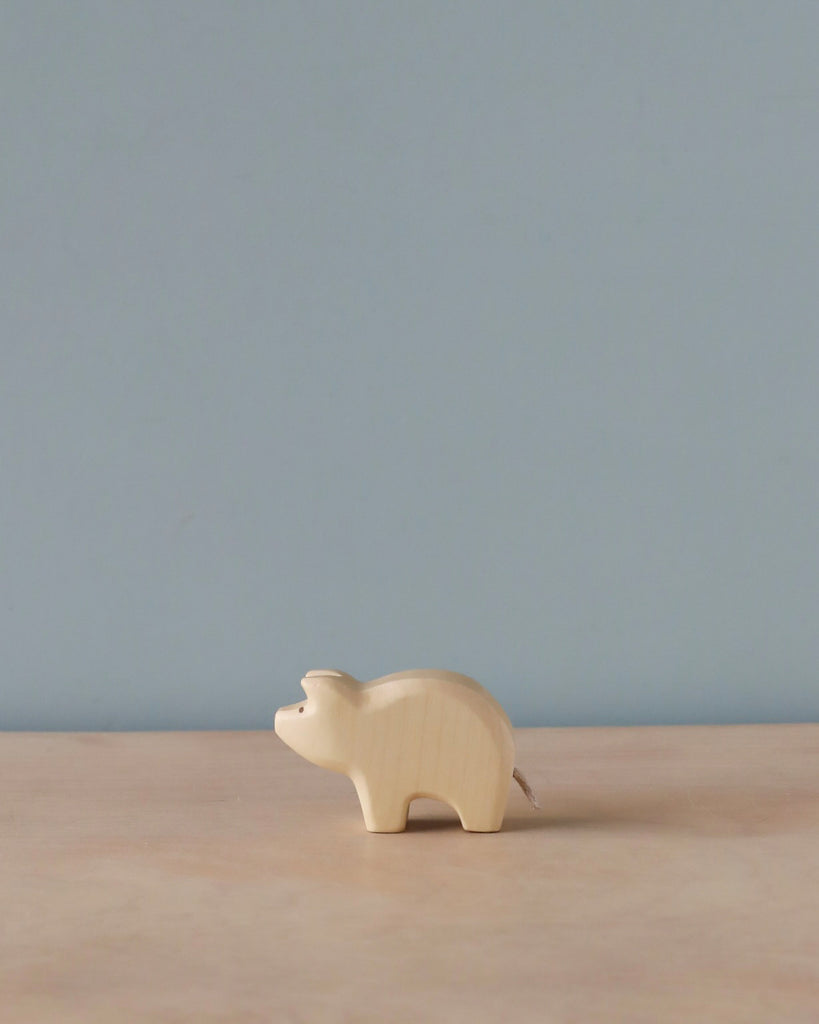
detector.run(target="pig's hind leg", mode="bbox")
[457,805,504,833]
[455,776,508,832]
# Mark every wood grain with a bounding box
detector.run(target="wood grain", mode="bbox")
[2,726,818,1023]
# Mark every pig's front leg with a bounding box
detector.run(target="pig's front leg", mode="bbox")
[351,775,409,833]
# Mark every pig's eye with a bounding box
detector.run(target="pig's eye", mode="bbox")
[298,706,304,713]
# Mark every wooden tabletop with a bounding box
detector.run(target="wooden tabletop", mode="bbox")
[2,726,818,1023]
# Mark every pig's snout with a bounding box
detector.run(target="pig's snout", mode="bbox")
[274,701,307,750]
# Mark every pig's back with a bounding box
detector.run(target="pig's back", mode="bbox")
[365,670,511,729]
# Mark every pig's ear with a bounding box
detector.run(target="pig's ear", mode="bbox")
[300,669,358,700]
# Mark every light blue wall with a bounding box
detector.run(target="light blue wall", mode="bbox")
[2,2,818,729]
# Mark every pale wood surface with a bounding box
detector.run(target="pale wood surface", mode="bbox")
[2,726,818,1023]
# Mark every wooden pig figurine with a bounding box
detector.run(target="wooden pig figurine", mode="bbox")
[274,669,537,833]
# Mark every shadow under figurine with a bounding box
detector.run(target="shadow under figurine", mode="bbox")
[274,668,538,833]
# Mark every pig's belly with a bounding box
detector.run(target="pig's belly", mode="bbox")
[359,705,513,800]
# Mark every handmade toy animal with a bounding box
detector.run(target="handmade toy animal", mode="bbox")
[274,668,537,832]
